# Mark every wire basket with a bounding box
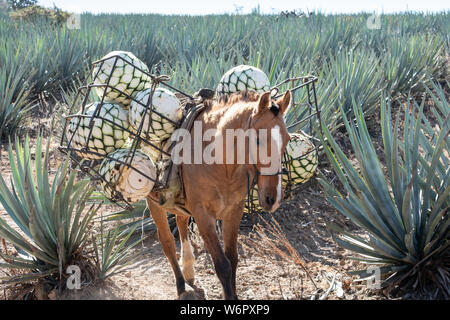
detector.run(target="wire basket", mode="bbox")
[59,53,322,212]
[59,53,195,208]
[245,75,322,215]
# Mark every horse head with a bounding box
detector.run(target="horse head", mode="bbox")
[248,90,291,212]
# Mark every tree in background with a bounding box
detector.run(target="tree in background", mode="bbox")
[7,0,37,10]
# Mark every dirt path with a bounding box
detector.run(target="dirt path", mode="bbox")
[58,181,385,300]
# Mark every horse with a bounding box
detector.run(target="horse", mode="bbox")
[146,89,292,300]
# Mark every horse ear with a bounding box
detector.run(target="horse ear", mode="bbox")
[258,91,271,112]
[276,90,291,115]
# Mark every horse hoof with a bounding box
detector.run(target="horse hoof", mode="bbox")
[179,290,198,300]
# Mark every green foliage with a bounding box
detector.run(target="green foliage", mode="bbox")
[0,133,98,284]
[9,5,71,26]
[0,44,34,139]
[92,220,146,280]
[319,49,384,131]
[318,82,449,297]
[285,48,384,134]
[382,35,444,97]
[0,10,448,294]
[0,11,448,137]
[7,0,36,10]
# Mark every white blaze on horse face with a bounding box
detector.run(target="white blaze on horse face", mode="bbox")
[259,125,282,175]
[274,125,283,209]
[274,170,282,209]
[262,125,282,212]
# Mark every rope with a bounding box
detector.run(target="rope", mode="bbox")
[150,74,171,84]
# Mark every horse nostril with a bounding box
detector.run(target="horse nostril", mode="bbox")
[266,196,275,207]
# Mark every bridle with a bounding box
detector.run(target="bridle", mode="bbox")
[246,104,288,187]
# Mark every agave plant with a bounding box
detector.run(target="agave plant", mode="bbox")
[88,199,157,280]
[318,83,449,298]
[92,220,146,280]
[382,35,444,98]
[0,133,98,284]
[321,49,384,129]
[2,10,449,102]
[0,45,34,139]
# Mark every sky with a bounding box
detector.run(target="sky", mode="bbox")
[37,0,450,15]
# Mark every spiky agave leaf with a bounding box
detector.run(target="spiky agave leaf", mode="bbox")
[320,49,384,131]
[0,133,98,284]
[318,84,449,297]
[0,47,34,139]
[382,35,444,98]
[92,218,150,280]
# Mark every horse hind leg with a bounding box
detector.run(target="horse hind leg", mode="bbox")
[146,197,193,299]
[194,211,235,300]
[176,215,195,285]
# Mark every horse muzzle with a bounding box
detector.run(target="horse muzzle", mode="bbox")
[259,194,281,213]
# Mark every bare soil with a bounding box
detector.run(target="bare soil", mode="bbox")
[55,189,387,301]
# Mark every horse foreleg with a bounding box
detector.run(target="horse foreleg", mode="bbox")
[222,209,243,300]
[146,197,188,298]
[194,211,235,300]
[176,215,195,285]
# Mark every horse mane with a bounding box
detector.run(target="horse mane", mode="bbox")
[204,90,262,110]
[203,90,280,116]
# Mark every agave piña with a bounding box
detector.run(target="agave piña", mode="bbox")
[93,51,152,106]
[98,149,157,203]
[128,87,182,142]
[216,65,270,96]
[66,102,130,159]
[282,132,318,186]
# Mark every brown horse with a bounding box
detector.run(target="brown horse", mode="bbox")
[146,89,292,299]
